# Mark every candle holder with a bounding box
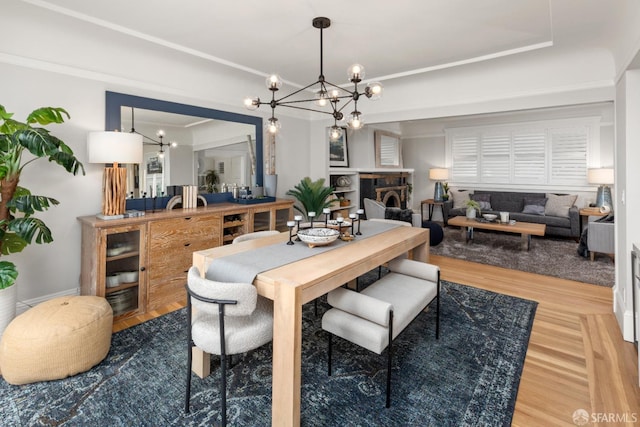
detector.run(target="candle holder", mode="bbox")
[286,221,296,245]
[336,216,344,237]
[308,211,316,229]
[323,208,331,227]
[294,215,303,240]
[349,213,357,237]
[356,209,364,235]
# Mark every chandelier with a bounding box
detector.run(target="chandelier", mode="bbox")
[243,17,383,141]
[128,107,177,158]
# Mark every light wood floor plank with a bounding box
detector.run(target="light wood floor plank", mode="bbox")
[113,254,639,425]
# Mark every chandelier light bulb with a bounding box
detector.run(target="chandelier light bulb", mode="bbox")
[329,126,343,141]
[366,82,384,101]
[158,150,165,159]
[266,74,283,91]
[329,89,340,100]
[348,64,365,82]
[244,96,260,110]
[347,111,363,129]
[315,90,328,107]
[156,129,165,138]
[170,141,178,148]
[266,117,281,134]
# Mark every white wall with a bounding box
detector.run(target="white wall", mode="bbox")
[615,69,640,340]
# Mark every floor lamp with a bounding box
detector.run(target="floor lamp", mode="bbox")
[88,131,143,218]
[429,168,449,202]
[587,168,614,210]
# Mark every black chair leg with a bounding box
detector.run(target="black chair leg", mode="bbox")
[220,354,227,427]
[185,345,192,413]
[378,265,382,279]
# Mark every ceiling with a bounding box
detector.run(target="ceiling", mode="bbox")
[25,0,637,89]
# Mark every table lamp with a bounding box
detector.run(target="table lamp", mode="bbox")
[88,131,143,218]
[429,168,449,202]
[587,168,614,209]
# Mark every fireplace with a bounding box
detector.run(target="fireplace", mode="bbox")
[359,172,410,216]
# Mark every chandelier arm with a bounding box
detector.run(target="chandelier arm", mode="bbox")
[335,98,355,114]
[273,104,336,115]
[322,80,357,96]
[274,80,322,103]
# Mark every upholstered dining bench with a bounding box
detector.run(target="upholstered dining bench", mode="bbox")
[321,258,440,407]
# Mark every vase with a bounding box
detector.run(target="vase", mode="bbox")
[466,207,477,219]
[264,174,277,197]
[0,284,17,338]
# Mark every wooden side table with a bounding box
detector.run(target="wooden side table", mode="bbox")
[421,199,447,225]
[579,207,608,230]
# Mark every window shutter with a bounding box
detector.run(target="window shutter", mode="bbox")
[480,132,510,183]
[451,134,479,182]
[550,127,588,184]
[512,130,546,184]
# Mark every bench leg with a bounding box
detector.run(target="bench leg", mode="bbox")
[386,311,394,408]
[327,332,333,376]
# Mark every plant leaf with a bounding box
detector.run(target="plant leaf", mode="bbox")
[7,194,59,216]
[0,230,28,255]
[0,260,18,290]
[7,217,54,246]
[26,107,70,126]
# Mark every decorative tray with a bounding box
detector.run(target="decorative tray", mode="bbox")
[232,196,276,205]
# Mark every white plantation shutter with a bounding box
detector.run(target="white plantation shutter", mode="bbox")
[549,127,588,184]
[446,118,596,187]
[480,132,510,183]
[451,134,479,182]
[513,130,546,184]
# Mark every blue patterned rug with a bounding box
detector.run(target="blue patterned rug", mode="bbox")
[0,277,536,426]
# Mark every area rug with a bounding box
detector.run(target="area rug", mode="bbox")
[431,226,615,287]
[0,279,537,427]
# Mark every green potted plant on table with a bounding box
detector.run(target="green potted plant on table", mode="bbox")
[286,177,334,220]
[0,105,84,335]
[465,199,481,219]
[204,169,219,193]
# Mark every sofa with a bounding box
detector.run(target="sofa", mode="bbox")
[443,190,580,238]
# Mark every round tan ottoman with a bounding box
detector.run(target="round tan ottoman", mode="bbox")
[0,296,113,385]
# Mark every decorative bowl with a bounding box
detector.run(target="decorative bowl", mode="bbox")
[117,270,139,283]
[297,227,340,248]
[482,214,498,221]
[326,219,351,229]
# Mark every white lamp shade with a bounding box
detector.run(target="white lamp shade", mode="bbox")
[87,131,143,164]
[587,168,614,185]
[429,168,449,181]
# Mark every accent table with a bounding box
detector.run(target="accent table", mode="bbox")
[420,199,447,225]
[579,207,608,231]
[192,225,430,426]
[448,215,546,251]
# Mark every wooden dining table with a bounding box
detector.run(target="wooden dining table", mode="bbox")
[192,224,430,426]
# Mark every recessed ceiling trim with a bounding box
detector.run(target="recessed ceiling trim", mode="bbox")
[371,41,554,83]
[23,0,272,80]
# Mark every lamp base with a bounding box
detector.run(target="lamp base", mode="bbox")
[102,165,128,216]
[595,185,612,209]
[433,181,444,202]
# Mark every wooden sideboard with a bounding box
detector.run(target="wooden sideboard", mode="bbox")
[78,199,294,321]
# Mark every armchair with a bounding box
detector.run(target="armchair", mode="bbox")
[587,217,615,261]
[184,266,273,426]
[363,198,421,227]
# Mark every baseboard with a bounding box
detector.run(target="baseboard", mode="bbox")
[614,285,635,342]
[16,288,80,315]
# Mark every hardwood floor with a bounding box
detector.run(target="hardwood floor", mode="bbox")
[113,255,639,426]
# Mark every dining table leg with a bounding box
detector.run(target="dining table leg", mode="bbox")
[271,279,303,427]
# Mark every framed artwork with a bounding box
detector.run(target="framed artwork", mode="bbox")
[329,128,349,167]
[146,156,163,174]
[374,130,403,168]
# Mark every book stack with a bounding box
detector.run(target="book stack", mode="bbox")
[182,185,198,208]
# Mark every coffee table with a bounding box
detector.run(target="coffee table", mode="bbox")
[448,216,546,251]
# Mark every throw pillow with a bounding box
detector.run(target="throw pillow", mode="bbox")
[385,207,413,224]
[545,193,577,218]
[522,197,547,215]
[471,193,492,211]
[450,190,471,209]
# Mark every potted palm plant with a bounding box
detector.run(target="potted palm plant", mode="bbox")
[286,177,334,220]
[0,105,84,334]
